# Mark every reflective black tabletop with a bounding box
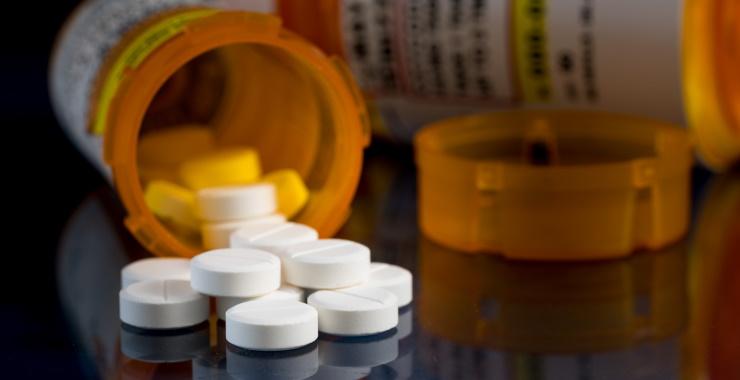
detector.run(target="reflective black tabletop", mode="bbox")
[56,149,740,379]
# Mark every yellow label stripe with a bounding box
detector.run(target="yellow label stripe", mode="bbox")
[93,9,218,135]
[513,0,552,103]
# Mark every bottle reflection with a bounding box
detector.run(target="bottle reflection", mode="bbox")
[685,173,740,380]
[418,237,687,379]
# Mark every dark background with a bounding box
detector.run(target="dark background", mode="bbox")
[2,1,102,376]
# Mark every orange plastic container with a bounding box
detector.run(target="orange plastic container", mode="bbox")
[51,6,370,258]
[276,0,740,170]
[415,111,693,260]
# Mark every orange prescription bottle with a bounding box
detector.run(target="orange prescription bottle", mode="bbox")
[276,0,740,169]
[50,0,370,258]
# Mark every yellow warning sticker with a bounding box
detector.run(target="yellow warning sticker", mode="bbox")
[92,9,218,135]
[513,0,552,103]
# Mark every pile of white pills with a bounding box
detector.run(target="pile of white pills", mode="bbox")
[119,193,413,352]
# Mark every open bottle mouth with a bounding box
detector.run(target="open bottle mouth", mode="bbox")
[100,11,368,257]
[136,42,339,251]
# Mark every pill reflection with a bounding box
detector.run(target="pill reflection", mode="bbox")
[120,321,210,364]
[311,308,407,379]
[225,341,319,380]
[366,307,415,380]
[310,365,371,379]
[318,329,399,369]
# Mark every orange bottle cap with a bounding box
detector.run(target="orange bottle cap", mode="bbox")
[415,111,693,261]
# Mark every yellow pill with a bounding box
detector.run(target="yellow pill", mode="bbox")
[179,148,262,191]
[263,170,310,219]
[144,181,199,232]
[138,125,216,168]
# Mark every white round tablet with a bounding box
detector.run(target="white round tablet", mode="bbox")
[226,299,319,351]
[196,183,276,222]
[119,279,208,329]
[120,257,191,289]
[202,214,287,250]
[281,239,370,289]
[230,222,318,253]
[216,284,305,320]
[190,249,281,297]
[307,287,398,336]
[363,263,413,307]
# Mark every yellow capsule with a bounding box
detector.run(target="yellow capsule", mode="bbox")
[263,169,309,219]
[144,180,199,232]
[179,148,262,190]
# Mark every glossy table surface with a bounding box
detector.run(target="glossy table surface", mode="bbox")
[56,149,740,379]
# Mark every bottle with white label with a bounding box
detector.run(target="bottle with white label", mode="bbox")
[50,0,370,258]
[277,0,740,169]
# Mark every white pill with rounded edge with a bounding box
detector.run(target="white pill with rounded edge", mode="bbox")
[119,279,208,329]
[121,257,191,289]
[362,263,413,307]
[216,285,305,320]
[307,286,398,336]
[202,214,286,250]
[230,222,319,253]
[226,299,319,351]
[196,184,276,222]
[190,249,281,297]
[281,239,370,289]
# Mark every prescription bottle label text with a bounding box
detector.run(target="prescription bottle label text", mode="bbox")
[339,0,685,140]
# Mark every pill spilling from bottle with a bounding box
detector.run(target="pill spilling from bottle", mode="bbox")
[120,124,413,350]
[141,126,312,251]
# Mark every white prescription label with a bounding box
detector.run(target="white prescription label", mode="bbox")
[339,0,685,140]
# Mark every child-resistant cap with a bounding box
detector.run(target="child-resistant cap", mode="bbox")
[414,110,693,261]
